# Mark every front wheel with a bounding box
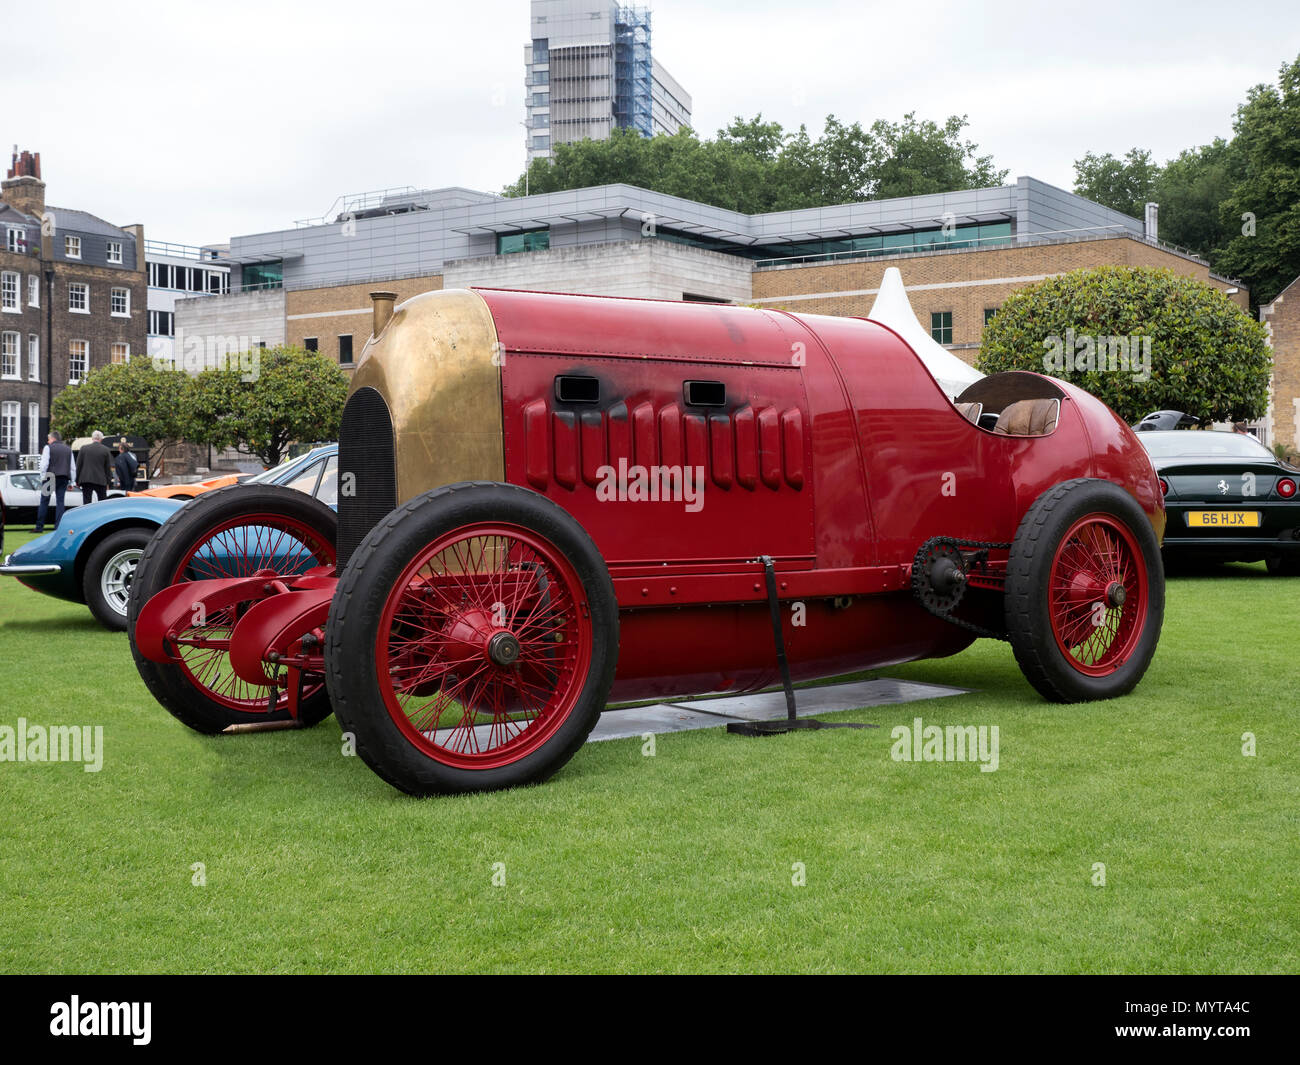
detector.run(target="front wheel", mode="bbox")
[1005,478,1164,702]
[84,527,153,630]
[128,485,339,734]
[325,481,619,796]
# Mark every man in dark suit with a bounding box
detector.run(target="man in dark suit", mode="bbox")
[34,430,75,532]
[78,430,114,505]
[114,441,139,491]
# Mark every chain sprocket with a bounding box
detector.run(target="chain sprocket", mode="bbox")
[911,535,1012,641]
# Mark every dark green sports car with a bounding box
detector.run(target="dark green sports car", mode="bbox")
[1137,430,1300,574]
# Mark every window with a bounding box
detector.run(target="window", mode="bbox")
[27,335,38,381]
[207,270,229,294]
[0,402,18,451]
[6,226,24,253]
[27,275,38,307]
[338,334,353,363]
[931,311,953,345]
[983,307,998,326]
[303,337,318,352]
[106,240,123,264]
[497,228,550,254]
[148,310,174,336]
[110,287,130,316]
[531,135,550,150]
[68,282,89,313]
[242,262,282,290]
[28,403,39,454]
[531,38,548,63]
[68,339,88,383]
[1,332,18,378]
[111,342,130,364]
[1,271,18,312]
[64,235,81,259]
[314,454,339,506]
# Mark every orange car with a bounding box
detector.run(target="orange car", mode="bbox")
[130,473,250,499]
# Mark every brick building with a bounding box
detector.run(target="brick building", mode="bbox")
[1261,275,1300,455]
[751,233,1249,359]
[0,149,146,460]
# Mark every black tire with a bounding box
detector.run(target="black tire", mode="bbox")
[127,485,338,735]
[326,481,619,797]
[1265,553,1300,576]
[1005,478,1164,702]
[83,527,153,631]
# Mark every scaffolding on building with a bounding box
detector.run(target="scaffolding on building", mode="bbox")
[613,6,653,138]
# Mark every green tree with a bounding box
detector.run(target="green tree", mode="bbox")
[504,112,1007,212]
[869,113,1005,199]
[1072,148,1160,219]
[187,346,348,467]
[185,366,246,454]
[977,266,1271,423]
[1154,139,1238,258]
[1214,53,1300,305]
[51,358,193,469]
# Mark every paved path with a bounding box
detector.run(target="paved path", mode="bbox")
[587,678,970,742]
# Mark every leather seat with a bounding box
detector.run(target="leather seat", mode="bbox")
[954,401,983,424]
[993,398,1060,436]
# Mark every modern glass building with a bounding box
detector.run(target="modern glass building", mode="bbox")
[525,1,693,163]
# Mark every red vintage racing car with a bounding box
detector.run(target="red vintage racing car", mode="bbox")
[129,288,1166,796]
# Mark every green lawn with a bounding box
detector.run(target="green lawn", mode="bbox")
[0,526,1296,973]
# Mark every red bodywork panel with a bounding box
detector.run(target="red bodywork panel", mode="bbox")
[475,289,1163,700]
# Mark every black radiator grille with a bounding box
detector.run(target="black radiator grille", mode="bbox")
[337,386,397,567]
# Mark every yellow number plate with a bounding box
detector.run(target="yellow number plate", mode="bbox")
[1186,511,1261,528]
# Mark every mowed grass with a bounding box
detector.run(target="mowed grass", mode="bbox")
[0,526,1296,974]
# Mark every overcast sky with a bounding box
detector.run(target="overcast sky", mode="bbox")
[7,0,1299,247]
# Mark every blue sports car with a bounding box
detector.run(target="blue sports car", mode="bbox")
[0,445,337,629]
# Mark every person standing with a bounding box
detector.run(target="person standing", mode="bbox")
[114,441,139,491]
[34,431,76,533]
[78,430,114,505]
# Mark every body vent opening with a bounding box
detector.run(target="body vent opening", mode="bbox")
[337,386,397,567]
[684,380,726,407]
[555,375,600,403]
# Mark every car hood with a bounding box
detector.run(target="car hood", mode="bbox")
[8,496,184,563]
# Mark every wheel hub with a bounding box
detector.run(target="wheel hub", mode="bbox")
[487,631,521,667]
[440,607,523,669]
[1106,581,1127,608]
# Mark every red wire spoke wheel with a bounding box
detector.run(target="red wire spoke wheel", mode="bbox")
[1047,515,1148,675]
[1005,479,1164,702]
[326,482,618,796]
[128,485,339,734]
[166,511,334,712]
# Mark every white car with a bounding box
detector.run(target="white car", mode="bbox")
[0,470,124,525]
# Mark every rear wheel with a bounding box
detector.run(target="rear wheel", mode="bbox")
[128,485,338,734]
[326,481,618,796]
[1005,478,1164,702]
